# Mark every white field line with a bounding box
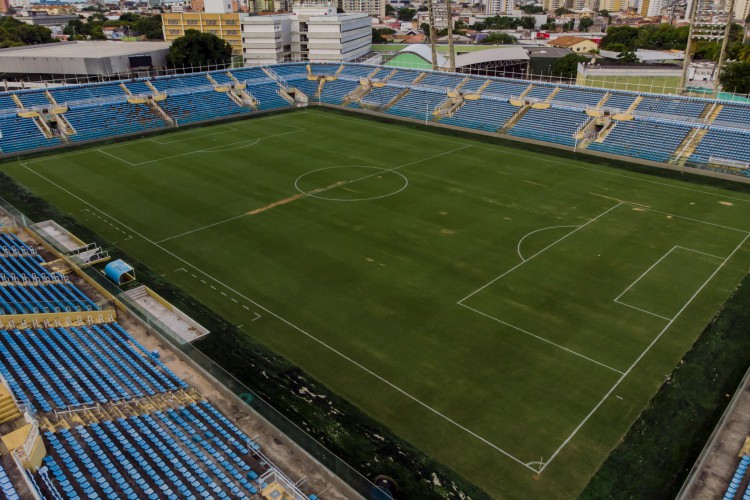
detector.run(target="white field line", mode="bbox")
[613,245,730,321]
[99,129,304,167]
[97,148,136,166]
[458,203,623,304]
[675,246,727,260]
[149,126,239,144]
[317,111,750,208]
[156,144,472,244]
[538,231,750,473]
[613,300,672,321]
[18,152,541,473]
[516,225,578,262]
[458,302,624,374]
[21,114,304,165]
[613,246,678,303]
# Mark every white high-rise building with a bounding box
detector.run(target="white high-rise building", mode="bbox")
[485,0,512,15]
[241,3,371,64]
[341,0,385,17]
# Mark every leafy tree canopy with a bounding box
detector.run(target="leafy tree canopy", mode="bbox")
[397,8,415,21]
[551,52,588,77]
[0,16,56,47]
[720,61,750,94]
[481,32,517,44]
[167,29,232,68]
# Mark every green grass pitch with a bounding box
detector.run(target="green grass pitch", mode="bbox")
[5,108,750,498]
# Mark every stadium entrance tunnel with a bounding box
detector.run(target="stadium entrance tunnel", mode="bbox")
[294,166,408,202]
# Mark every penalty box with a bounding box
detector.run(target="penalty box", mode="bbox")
[460,203,746,374]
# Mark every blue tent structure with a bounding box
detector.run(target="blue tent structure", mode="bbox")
[104,259,135,285]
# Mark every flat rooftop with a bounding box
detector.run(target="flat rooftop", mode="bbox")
[0,41,169,59]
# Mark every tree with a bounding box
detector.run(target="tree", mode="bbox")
[167,30,232,69]
[551,53,588,77]
[720,61,750,94]
[397,8,416,21]
[579,17,593,32]
[385,3,395,15]
[521,4,544,13]
[0,16,56,46]
[555,7,572,15]
[480,32,517,44]
[372,27,394,43]
[599,9,610,18]
[133,14,163,39]
[617,50,638,63]
[738,45,750,63]
[600,25,638,50]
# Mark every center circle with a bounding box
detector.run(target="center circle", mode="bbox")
[294,166,408,202]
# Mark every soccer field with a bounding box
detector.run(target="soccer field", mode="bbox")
[4,108,750,498]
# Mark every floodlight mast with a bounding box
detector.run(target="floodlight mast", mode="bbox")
[428,0,438,71]
[446,0,455,72]
[713,0,736,93]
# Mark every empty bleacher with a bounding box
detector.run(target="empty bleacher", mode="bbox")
[588,118,693,163]
[637,96,706,118]
[419,72,465,90]
[319,79,360,105]
[441,97,517,132]
[15,91,50,109]
[689,127,750,167]
[49,83,126,104]
[65,101,167,142]
[603,93,637,112]
[553,87,606,108]
[0,62,748,179]
[385,88,446,120]
[507,107,590,146]
[0,463,19,500]
[482,79,532,98]
[357,85,404,108]
[0,113,57,154]
[158,90,249,125]
[715,104,750,128]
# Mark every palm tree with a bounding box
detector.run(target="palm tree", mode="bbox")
[739,45,750,63]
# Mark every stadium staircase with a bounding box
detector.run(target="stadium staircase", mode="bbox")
[145,99,175,126]
[594,120,617,142]
[596,92,611,109]
[10,94,23,109]
[410,72,427,85]
[383,88,410,110]
[702,103,724,124]
[500,104,530,132]
[625,95,643,114]
[0,385,21,425]
[432,94,464,119]
[671,128,708,165]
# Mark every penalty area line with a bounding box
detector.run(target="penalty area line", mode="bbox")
[537,231,750,473]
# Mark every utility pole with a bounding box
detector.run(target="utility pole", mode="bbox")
[446,0,455,71]
[428,0,438,70]
[713,0,736,93]
[679,0,698,92]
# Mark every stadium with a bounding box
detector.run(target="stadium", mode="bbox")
[0,61,748,500]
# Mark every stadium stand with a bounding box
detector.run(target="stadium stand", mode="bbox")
[65,101,167,142]
[0,463,19,500]
[507,107,590,146]
[0,226,321,499]
[440,98,518,132]
[724,455,750,499]
[1,62,749,179]
[588,118,693,163]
